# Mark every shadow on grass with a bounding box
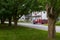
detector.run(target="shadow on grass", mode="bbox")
[0,24,21,30]
[0,23,33,31]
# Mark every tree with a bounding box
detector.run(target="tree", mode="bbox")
[30,0,60,40]
[46,0,60,40]
[0,0,7,24]
[0,0,13,25]
[12,0,30,26]
[0,0,27,26]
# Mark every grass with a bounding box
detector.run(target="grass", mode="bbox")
[0,24,60,40]
[43,24,48,26]
[18,20,31,23]
[56,21,60,26]
[44,21,60,26]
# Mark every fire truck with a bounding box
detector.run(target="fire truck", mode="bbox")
[32,11,48,24]
[33,18,48,24]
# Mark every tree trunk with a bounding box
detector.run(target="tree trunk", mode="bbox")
[13,16,17,26]
[48,17,56,40]
[8,18,11,26]
[1,18,5,24]
[14,19,17,26]
[46,4,56,40]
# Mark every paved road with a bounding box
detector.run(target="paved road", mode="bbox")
[17,23,60,33]
[5,22,60,33]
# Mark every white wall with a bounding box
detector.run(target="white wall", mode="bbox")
[32,11,48,20]
[41,11,48,20]
[18,15,25,21]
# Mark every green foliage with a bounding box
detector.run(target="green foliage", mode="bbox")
[0,0,27,20]
[29,0,45,11]
[0,0,60,21]
[0,0,47,20]
[48,0,60,13]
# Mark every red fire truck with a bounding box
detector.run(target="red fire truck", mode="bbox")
[32,11,48,24]
[33,19,48,24]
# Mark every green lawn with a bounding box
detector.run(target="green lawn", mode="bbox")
[56,21,60,26]
[0,24,60,40]
[44,21,60,26]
